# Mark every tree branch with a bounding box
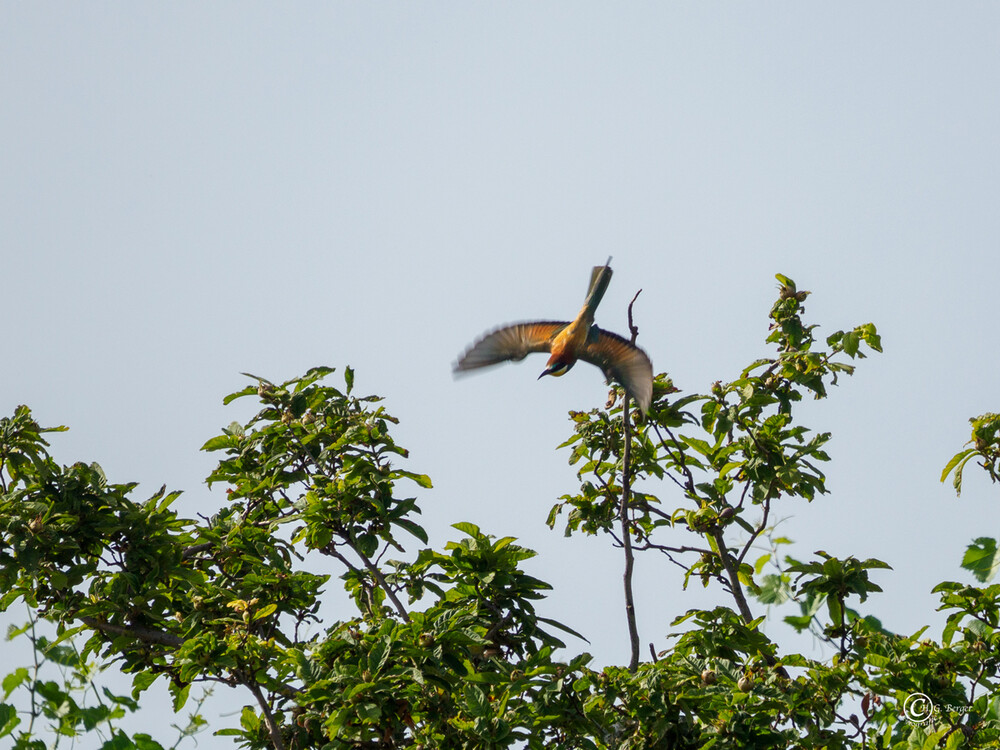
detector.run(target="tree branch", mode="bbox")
[709,529,755,624]
[245,679,287,750]
[621,396,640,672]
[621,290,643,671]
[328,541,411,623]
[736,492,771,566]
[80,616,185,648]
[651,422,697,496]
[181,542,214,559]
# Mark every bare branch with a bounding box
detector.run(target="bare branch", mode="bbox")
[325,541,411,622]
[651,422,697,496]
[736,492,772,566]
[709,529,754,624]
[80,616,185,648]
[181,542,214,560]
[245,679,287,750]
[620,292,642,672]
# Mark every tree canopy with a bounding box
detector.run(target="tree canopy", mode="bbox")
[2,275,998,749]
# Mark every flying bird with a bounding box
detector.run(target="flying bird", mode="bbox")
[453,258,653,412]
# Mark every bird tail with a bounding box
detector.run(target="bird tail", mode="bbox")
[582,257,613,318]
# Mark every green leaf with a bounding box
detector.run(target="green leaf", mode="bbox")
[950,453,975,495]
[356,702,382,722]
[398,470,433,489]
[921,727,951,750]
[736,563,756,588]
[253,603,278,621]
[783,614,812,632]
[842,330,859,357]
[355,532,378,558]
[392,517,429,544]
[859,323,882,353]
[492,536,518,551]
[452,521,481,538]
[754,554,771,575]
[941,448,975,485]
[962,537,1000,582]
[0,702,19,738]
[170,682,190,712]
[864,653,890,669]
[1,668,29,700]
[200,434,234,452]
[133,734,166,750]
[537,615,587,642]
[986,694,1000,721]
[943,729,964,750]
[131,671,160,699]
[718,461,743,478]
[826,595,843,625]
[99,733,137,750]
[47,624,86,650]
[463,684,490,718]
[754,574,791,605]
[239,704,260,732]
[679,435,713,457]
[222,384,259,405]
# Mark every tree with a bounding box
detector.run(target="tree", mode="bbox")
[1,275,998,749]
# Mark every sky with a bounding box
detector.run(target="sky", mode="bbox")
[2,3,999,746]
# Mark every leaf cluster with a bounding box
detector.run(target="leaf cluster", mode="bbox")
[3,276,1000,749]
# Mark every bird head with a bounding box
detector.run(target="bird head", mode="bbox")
[539,357,574,379]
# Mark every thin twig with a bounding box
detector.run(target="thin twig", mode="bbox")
[736,493,771,566]
[627,290,642,337]
[629,498,675,521]
[351,543,411,622]
[325,541,411,622]
[621,291,642,671]
[651,422,697,495]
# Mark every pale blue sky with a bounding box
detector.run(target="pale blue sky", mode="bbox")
[3,4,999,745]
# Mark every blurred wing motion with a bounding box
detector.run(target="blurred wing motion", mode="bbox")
[453,322,568,371]
[580,329,653,413]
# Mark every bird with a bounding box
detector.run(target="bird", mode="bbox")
[453,258,654,413]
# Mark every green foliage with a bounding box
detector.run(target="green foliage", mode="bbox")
[961,538,1000,584]
[0,611,208,748]
[942,413,1000,583]
[548,274,882,597]
[942,413,1000,496]
[2,276,998,748]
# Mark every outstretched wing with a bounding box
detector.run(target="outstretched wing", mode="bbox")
[454,321,568,372]
[580,328,654,413]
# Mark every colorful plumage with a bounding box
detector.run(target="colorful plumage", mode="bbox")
[453,259,653,412]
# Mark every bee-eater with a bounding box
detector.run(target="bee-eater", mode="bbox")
[453,259,654,412]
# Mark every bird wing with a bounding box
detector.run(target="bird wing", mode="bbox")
[454,321,568,371]
[579,328,654,413]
